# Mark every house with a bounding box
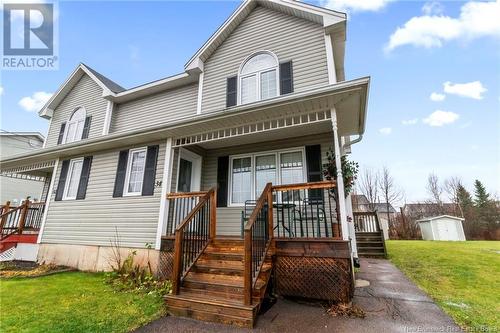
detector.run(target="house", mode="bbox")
[0,132,45,205]
[403,202,460,219]
[0,0,371,327]
[417,215,466,241]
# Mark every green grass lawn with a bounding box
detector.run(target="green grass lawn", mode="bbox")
[0,272,165,333]
[386,240,500,331]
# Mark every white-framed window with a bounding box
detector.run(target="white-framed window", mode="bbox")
[63,158,84,200]
[123,147,147,196]
[238,51,279,105]
[228,148,306,206]
[64,107,86,144]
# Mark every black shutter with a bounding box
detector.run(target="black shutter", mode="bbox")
[57,122,66,145]
[54,160,70,201]
[280,61,293,95]
[113,150,129,198]
[76,156,93,200]
[226,76,237,107]
[216,156,229,207]
[305,145,323,202]
[142,145,159,196]
[81,116,92,139]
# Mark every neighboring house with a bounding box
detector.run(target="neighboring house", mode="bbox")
[0,0,371,326]
[417,215,466,241]
[351,194,395,240]
[403,203,460,219]
[0,132,45,204]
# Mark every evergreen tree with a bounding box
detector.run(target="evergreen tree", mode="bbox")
[457,184,476,238]
[473,180,490,208]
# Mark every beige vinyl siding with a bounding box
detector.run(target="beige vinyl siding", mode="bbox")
[41,141,166,248]
[201,6,329,114]
[110,83,199,134]
[200,132,334,236]
[45,75,107,148]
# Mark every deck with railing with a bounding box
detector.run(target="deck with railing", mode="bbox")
[163,180,353,327]
[0,200,45,240]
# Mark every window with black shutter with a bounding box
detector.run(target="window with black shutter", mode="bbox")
[216,156,229,207]
[226,76,237,107]
[280,61,293,95]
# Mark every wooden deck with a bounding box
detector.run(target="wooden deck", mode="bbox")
[161,181,354,328]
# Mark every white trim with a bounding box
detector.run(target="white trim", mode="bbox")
[37,159,59,244]
[123,147,148,197]
[155,138,173,250]
[228,147,307,206]
[176,148,202,192]
[43,118,52,148]
[324,34,337,84]
[238,50,280,106]
[62,157,84,200]
[196,72,204,115]
[417,215,465,222]
[102,101,114,135]
[331,108,349,241]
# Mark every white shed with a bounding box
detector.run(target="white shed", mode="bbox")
[417,215,466,241]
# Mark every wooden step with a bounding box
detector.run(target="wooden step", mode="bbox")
[165,294,256,328]
[201,251,244,261]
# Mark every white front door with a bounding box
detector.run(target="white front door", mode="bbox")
[176,148,202,192]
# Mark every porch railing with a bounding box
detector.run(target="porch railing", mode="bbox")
[353,211,381,233]
[171,187,217,294]
[271,180,340,239]
[166,191,208,235]
[243,183,273,305]
[0,200,45,240]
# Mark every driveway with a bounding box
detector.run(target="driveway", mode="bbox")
[135,258,459,333]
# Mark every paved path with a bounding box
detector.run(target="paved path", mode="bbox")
[135,258,459,333]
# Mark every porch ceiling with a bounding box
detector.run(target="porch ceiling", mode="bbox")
[0,77,369,171]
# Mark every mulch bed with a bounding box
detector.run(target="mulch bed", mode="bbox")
[0,261,74,279]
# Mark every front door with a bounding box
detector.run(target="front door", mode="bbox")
[177,158,193,192]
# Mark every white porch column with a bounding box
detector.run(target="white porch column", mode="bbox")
[345,193,359,258]
[37,159,60,244]
[155,138,174,250]
[330,108,349,241]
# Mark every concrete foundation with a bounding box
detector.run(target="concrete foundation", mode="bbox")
[37,243,160,272]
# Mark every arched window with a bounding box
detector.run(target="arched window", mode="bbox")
[64,107,86,144]
[239,51,279,104]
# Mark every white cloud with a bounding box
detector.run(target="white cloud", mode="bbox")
[321,0,392,13]
[402,118,418,125]
[423,110,459,127]
[422,1,444,16]
[18,91,52,112]
[0,86,3,96]
[430,92,446,102]
[443,81,487,100]
[385,0,500,52]
[379,127,392,135]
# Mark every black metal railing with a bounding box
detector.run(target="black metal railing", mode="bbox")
[244,183,273,305]
[24,202,45,230]
[171,188,216,294]
[353,211,380,232]
[271,181,340,239]
[166,191,207,235]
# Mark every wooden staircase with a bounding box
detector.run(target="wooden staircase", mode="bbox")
[355,231,387,258]
[165,238,273,327]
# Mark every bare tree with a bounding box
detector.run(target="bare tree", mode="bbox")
[426,173,443,205]
[378,166,403,225]
[357,167,379,211]
[444,176,463,216]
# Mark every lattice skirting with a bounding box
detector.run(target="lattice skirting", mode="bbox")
[158,239,174,280]
[274,256,354,303]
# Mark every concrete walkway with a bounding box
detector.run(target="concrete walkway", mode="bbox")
[135,258,459,333]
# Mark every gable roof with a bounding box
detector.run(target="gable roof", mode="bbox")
[185,0,346,74]
[417,215,465,222]
[39,63,125,119]
[39,0,348,119]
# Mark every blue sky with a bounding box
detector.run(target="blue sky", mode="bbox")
[1,0,499,203]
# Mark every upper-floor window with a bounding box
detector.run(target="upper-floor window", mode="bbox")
[123,147,147,196]
[239,51,279,105]
[64,107,86,144]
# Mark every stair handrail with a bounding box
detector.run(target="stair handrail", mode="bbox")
[243,183,273,306]
[0,200,30,240]
[171,187,217,295]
